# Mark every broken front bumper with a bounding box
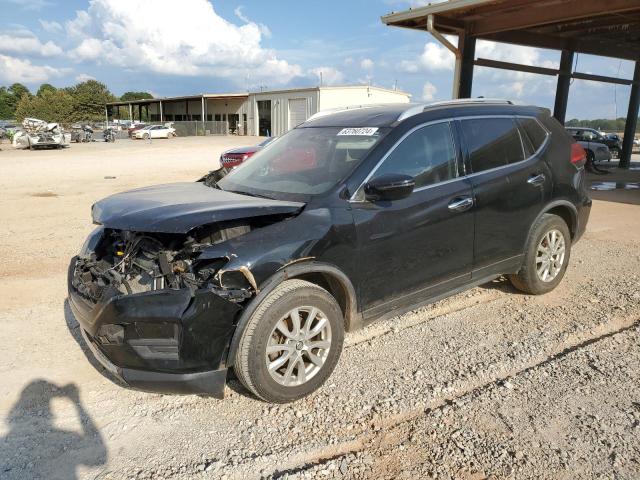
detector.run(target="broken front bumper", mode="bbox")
[67,257,242,397]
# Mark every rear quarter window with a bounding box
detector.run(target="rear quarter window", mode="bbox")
[460,117,524,173]
[518,118,549,157]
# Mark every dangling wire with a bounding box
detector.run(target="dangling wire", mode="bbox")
[569,53,579,85]
[614,60,622,121]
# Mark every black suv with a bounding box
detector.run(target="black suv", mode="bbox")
[68,100,591,403]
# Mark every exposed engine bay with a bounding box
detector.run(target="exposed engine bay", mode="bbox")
[71,222,256,305]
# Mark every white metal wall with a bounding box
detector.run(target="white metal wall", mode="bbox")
[248,90,319,137]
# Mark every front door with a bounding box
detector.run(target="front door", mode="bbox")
[351,121,475,319]
[458,116,552,276]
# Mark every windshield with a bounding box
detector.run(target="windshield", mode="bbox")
[218,127,387,198]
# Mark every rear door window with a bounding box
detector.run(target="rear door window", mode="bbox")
[461,117,524,173]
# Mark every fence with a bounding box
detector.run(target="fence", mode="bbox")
[170,121,230,137]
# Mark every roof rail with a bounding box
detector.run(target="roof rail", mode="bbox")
[396,98,514,123]
[306,104,386,123]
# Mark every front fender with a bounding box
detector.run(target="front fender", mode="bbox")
[225,260,361,368]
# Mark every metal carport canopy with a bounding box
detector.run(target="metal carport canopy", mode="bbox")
[381,0,640,169]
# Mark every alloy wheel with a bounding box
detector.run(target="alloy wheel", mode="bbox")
[536,229,566,282]
[265,306,332,387]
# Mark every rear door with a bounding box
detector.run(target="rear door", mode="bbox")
[458,116,552,277]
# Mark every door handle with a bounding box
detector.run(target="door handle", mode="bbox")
[527,173,546,187]
[448,196,474,212]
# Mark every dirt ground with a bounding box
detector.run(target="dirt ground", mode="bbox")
[0,138,639,480]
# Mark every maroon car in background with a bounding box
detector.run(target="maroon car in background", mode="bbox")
[127,123,147,138]
[220,137,276,169]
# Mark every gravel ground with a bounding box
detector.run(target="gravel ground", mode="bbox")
[0,140,638,479]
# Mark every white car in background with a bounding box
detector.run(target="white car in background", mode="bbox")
[134,125,176,139]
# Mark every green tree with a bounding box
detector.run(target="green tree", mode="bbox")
[0,83,31,119]
[36,83,57,96]
[120,91,154,101]
[66,80,116,122]
[15,88,75,124]
[0,87,13,119]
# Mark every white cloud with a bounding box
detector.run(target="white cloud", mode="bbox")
[422,81,437,101]
[400,41,455,73]
[0,54,63,84]
[343,57,354,66]
[39,20,63,34]
[361,58,374,70]
[0,31,63,57]
[75,73,96,82]
[234,5,271,38]
[63,0,298,84]
[308,67,345,86]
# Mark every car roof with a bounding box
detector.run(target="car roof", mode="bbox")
[302,99,543,128]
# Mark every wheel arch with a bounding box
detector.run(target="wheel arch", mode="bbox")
[226,261,361,368]
[532,200,578,240]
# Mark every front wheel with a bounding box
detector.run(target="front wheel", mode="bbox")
[509,214,571,295]
[234,279,344,403]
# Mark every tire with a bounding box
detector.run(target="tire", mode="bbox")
[234,279,344,403]
[509,214,571,295]
[586,150,595,163]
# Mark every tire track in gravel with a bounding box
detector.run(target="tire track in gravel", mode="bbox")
[246,313,640,478]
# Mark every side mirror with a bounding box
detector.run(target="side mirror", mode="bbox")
[364,174,415,202]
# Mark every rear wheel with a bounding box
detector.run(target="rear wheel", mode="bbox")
[509,214,571,295]
[234,279,344,403]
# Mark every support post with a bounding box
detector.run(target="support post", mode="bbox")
[553,50,574,124]
[159,101,163,123]
[620,60,640,169]
[459,34,476,99]
[129,103,133,121]
[138,104,142,122]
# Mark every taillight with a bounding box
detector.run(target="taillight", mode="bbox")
[570,143,587,167]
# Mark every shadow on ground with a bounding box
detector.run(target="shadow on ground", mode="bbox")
[0,380,107,479]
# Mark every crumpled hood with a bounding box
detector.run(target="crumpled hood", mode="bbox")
[92,182,304,233]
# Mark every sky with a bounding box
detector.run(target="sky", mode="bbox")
[0,0,636,120]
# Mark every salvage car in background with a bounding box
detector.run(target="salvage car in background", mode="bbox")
[566,127,619,159]
[220,137,277,169]
[13,118,71,149]
[133,125,176,140]
[69,100,591,403]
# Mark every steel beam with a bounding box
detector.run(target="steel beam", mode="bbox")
[620,61,640,169]
[553,50,574,125]
[459,34,476,98]
[474,58,558,76]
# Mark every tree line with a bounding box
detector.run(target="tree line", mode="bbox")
[565,117,640,133]
[0,81,153,125]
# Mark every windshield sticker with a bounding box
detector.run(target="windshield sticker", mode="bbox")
[337,127,379,136]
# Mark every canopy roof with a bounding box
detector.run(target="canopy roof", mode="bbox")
[382,0,640,61]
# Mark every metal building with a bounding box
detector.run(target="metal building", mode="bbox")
[107,85,410,137]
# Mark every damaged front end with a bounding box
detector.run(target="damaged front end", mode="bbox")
[68,221,261,397]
